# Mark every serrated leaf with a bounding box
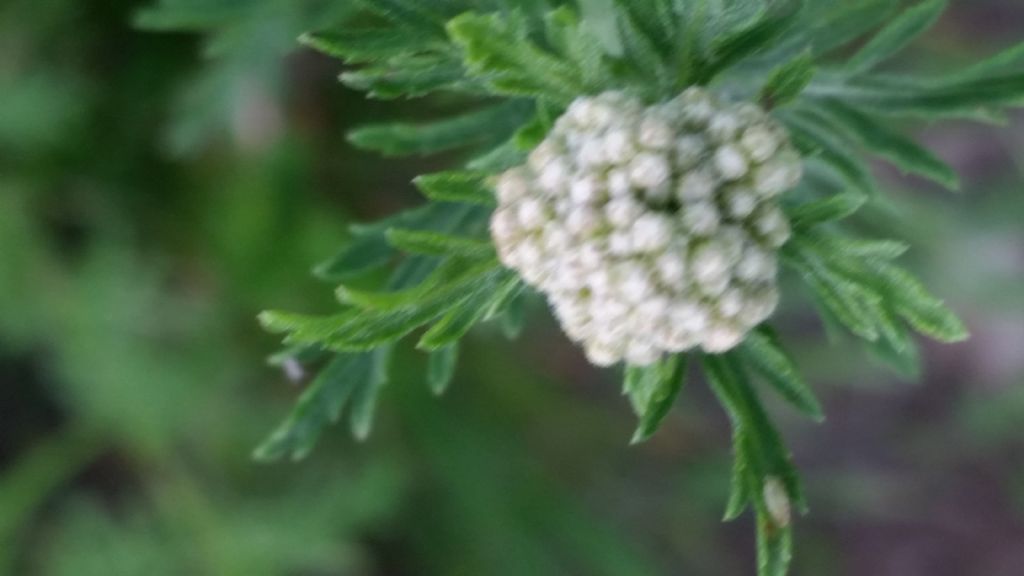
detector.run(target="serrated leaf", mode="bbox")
[865,314,922,378]
[259,310,357,343]
[447,12,585,102]
[811,73,1024,119]
[500,290,526,339]
[803,0,901,56]
[578,0,624,56]
[947,41,1024,83]
[267,344,326,370]
[385,228,495,258]
[466,138,528,172]
[760,51,815,109]
[699,0,802,83]
[846,0,947,75]
[545,6,611,89]
[253,352,376,461]
[341,55,469,99]
[613,3,670,94]
[413,171,496,206]
[348,100,532,156]
[417,270,520,350]
[783,240,883,342]
[314,202,469,282]
[348,346,392,441]
[427,343,459,395]
[626,355,688,444]
[299,28,441,63]
[786,192,866,231]
[702,354,807,514]
[313,231,396,281]
[781,111,877,196]
[869,261,969,342]
[741,328,824,421]
[670,0,705,86]
[612,0,676,58]
[353,0,449,34]
[816,234,910,261]
[335,257,473,310]
[806,100,959,190]
[323,262,502,351]
[723,427,752,521]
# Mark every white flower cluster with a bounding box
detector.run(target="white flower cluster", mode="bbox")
[490,88,802,366]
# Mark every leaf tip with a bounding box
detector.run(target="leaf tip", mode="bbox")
[629,429,650,445]
[258,310,286,332]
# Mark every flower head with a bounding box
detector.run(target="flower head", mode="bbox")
[491,88,802,366]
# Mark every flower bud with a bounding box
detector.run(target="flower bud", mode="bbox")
[490,88,801,365]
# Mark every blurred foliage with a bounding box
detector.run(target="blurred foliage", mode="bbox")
[1,0,1023,575]
[0,0,401,574]
[0,0,672,574]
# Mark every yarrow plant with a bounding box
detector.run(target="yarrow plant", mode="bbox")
[258,1,1024,573]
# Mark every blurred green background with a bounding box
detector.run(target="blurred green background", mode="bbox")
[1,1,1022,575]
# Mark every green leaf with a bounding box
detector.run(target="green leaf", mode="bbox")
[447,12,585,102]
[699,0,802,82]
[376,251,492,298]
[512,105,555,151]
[323,262,503,351]
[313,200,469,282]
[578,0,624,57]
[254,352,377,461]
[947,41,1024,83]
[466,138,529,172]
[545,6,611,89]
[723,427,752,521]
[349,346,393,441]
[313,230,396,281]
[781,111,877,196]
[413,171,496,206]
[868,261,969,342]
[846,0,947,75]
[331,242,482,314]
[625,355,688,444]
[787,230,969,354]
[865,315,922,377]
[340,55,469,99]
[803,0,900,56]
[741,328,824,421]
[809,73,1024,119]
[335,258,476,311]
[760,51,816,109]
[299,28,441,63]
[267,344,326,370]
[274,258,493,348]
[385,228,495,258]
[786,191,866,231]
[702,354,807,514]
[782,241,882,341]
[815,234,910,261]
[353,0,450,34]
[613,3,670,94]
[259,310,357,343]
[417,270,521,350]
[500,290,527,339]
[806,100,959,190]
[611,0,676,58]
[756,512,793,576]
[427,343,459,395]
[348,100,532,156]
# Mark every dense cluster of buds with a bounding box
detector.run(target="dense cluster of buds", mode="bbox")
[490,88,802,366]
